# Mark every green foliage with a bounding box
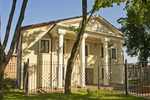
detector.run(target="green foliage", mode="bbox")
[69,0,126,34]
[3,90,147,100]
[118,1,150,66]
[69,21,83,34]
[92,0,126,14]
[4,78,16,91]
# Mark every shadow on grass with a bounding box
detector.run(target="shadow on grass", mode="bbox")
[3,90,147,100]
[4,90,96,100]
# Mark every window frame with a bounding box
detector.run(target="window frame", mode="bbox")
[39,38,51,53]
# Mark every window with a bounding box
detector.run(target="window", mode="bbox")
[111,48,117,58]
[101,47,103,58]
[40,40,49,53]
[85,44,89,56]
[101,68,104,79]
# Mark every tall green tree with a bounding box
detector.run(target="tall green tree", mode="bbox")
[65,0,126,94]
[0,0,28,99]
[118,0,150,66]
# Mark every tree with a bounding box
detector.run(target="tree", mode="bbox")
[65,0,126,94]
[0,0,28,98]
[118,0,150,66]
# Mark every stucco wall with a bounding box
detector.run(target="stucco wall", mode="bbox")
[21,25,53,90]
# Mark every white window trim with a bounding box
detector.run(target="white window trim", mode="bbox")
[85,44,89,56]
[111,48,117,59]
[55,40,66,55]
[39,38,51,54]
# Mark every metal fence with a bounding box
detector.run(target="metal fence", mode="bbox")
[23,60,126,94]
[23,59,150,99]
[127,63,150,98]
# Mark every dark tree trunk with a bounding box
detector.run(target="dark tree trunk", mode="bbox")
[0,51,5,99]
[0,0,28,99]
[65,0,87,94]
[0,70,4,99]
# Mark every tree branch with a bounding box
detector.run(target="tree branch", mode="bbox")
[86,0,99,24]
[3,0,17,50]
[4,0,28,67]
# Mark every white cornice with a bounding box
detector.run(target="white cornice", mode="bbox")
[57,23,127,41]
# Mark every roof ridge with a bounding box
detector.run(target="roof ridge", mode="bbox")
[21,16,83,29]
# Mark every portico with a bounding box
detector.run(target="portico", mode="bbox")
[56,27,125,88]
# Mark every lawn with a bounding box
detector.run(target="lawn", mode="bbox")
[3,89,147,100]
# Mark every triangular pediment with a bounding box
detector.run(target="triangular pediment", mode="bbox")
[60,16,124,37]
[86,19,114,35]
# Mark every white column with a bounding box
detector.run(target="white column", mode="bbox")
[57,29,66,88]
[119,40,124,84]
[103,38,110,85]
[80,34,87,87]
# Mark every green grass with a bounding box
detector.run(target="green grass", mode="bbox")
[3,89,147,100]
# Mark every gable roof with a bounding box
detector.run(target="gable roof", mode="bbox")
[21,15,123,35]
[21,16,82,30]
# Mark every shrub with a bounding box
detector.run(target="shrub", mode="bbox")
[4,78,16,91]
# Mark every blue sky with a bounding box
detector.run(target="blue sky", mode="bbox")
[1,0,138,63]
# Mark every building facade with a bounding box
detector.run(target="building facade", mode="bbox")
[16,15,127,91]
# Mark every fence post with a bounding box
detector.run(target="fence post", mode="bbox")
[23,62,25,90]
[26,58,29,95]
[98,62,100,90]
[140,62,142,83]
[125,59,128,95]
[23,59,29,95]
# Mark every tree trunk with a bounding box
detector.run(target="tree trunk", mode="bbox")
[0,0,28,99]
[0,51,5,99]
[0,70,4,99]
[0,44,5,99]
[65,0,87,94]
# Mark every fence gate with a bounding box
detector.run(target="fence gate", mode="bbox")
[127,64,150,98]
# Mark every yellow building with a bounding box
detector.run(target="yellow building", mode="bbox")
[16,15,127,92]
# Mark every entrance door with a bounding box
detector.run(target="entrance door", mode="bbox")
[85,68,93,85]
